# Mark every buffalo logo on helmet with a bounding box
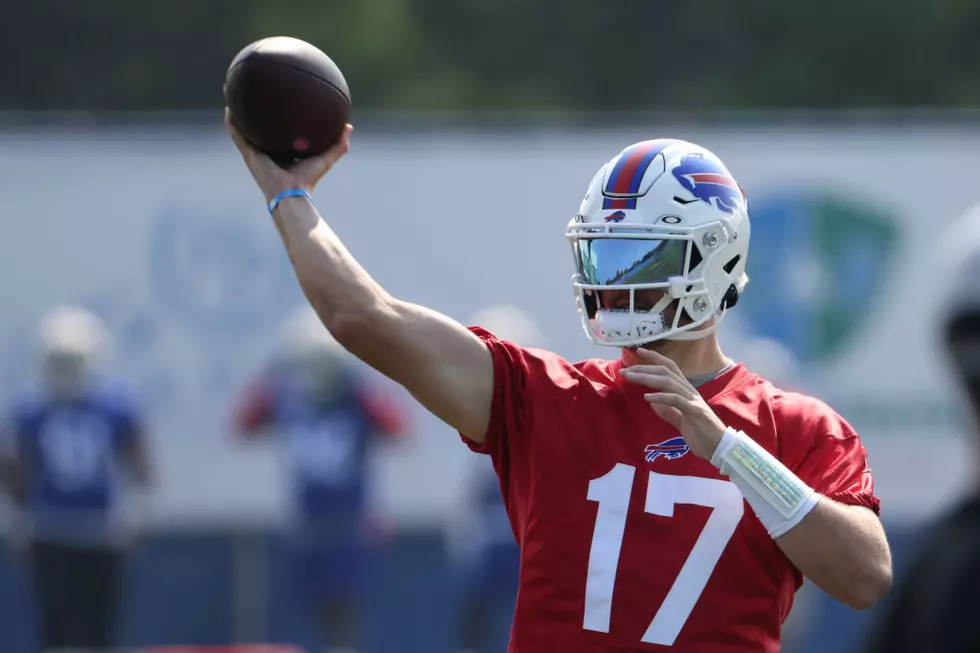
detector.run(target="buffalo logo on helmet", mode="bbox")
[603,210,627,223]
[671,154,746,215]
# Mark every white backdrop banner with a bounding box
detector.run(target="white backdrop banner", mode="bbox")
[0,123,975,525]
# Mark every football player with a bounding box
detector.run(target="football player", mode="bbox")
[0,305,153,652]
[232,306,406,653]
[226,119,892,653]
[860,204,980,652]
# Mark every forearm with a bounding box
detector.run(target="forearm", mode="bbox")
[229,119,387,347]
[272,196,393,337]
[709,428,891,609]
[229,123,494,438]
[270,198,436,392]
[775,499,892,609]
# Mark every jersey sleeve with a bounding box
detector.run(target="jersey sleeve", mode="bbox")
[458,327,535,462]
[232,377,277,436]
[358,382,409,439]
[778,396,880,515]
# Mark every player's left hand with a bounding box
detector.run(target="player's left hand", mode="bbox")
[620,348,728,460]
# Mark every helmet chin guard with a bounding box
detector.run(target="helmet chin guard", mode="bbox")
[574,277,730,347]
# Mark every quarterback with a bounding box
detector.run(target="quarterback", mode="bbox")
[226,117,892,652]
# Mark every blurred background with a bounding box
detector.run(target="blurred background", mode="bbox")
[1,1,979,652]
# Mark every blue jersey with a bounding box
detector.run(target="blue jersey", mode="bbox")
[7,387,140,544]
[270,376,376,531]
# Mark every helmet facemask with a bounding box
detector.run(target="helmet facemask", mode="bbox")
[568,216,746,348]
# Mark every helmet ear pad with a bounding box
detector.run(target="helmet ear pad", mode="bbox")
[722,284,740,310]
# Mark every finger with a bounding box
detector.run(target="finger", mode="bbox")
[649,404,683,428]
[224,109,268,178]
[224,109,284,188]
[336,123,353,153]
[319,124,353,167]
[621,369,695,397]
[292,124,353,180]
[636,347,682,376]
[625,361,685,386]
[224,108,250,153]
[629,373,690,397]
[644,391,688,410]
[621,364,675,378]
[636,347,684,376]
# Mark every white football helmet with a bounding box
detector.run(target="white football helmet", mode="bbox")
[36,305,110,398]
[566,139,751,347]
[273,306,352,401]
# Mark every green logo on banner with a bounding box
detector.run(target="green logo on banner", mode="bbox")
[739,191,899,364]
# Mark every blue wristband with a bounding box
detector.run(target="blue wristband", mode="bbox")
[267,188,312,215]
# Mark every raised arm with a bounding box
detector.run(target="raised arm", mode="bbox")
[226,113,493,442]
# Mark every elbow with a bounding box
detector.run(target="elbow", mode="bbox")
[325,310,365,345]
[325,300,397,353]
[843,561,893,610]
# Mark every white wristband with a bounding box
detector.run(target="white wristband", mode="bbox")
[710,427,819,538]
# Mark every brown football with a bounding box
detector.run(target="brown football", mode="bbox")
[224,36,351,168]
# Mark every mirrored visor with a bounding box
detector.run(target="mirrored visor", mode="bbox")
[574,236,687,286]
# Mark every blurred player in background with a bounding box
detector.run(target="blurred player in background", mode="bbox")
[454,305,547,653]
[861,205,980,652]
[232,306,407,653]
[0,305,153,652]
[227,120,892,652]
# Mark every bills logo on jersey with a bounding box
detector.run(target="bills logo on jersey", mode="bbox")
[671,154,745,215]
[604,210,627,223]
[644,437,690,462]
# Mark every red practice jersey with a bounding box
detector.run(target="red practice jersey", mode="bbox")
[460,329,879,653]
